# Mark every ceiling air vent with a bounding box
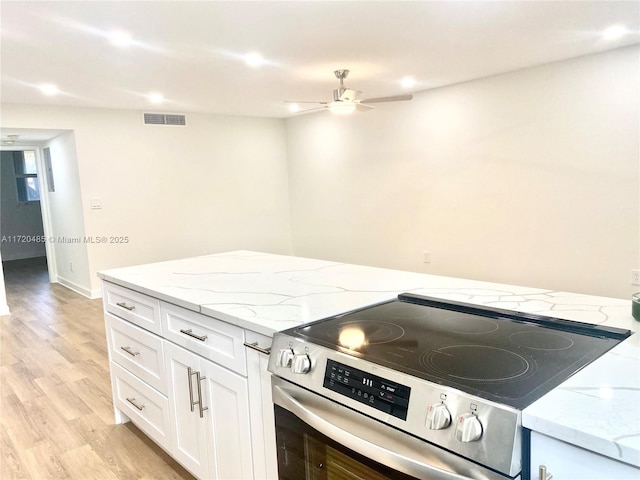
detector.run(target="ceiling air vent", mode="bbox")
[143,112,187,126]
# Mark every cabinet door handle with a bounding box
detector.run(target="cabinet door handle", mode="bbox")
[180,328,207,342]
[116,301,136,311]
[120,346,140,357]
[188,366,197,412]
[195,371,209,418]
[244,342,271,355]
[126,397,145,411]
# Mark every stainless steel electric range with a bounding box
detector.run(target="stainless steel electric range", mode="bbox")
[268,293,631,480]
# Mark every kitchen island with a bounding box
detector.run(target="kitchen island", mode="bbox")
[99,250,640,479]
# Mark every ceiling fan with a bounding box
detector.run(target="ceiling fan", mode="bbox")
[285,69,413,115]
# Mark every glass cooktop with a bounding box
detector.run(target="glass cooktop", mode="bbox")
[292,293,631,409]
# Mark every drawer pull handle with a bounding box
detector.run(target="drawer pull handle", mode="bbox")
[244,342,271,355]
[180,329,207,342]
[126,397,145,411]
[120,346,140,357]
[116,302,135,311]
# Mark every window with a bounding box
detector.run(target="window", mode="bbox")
[14,150,40,202]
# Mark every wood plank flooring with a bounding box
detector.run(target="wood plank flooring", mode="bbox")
[1,257,195,480]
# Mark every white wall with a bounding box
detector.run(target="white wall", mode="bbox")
[286,46,640,299]
[0,151,47,261]
[2,46,637,300]
[1,106,293,297]
[43,132,93,295]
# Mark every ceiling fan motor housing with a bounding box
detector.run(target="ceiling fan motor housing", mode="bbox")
[333,69,353,101]
[333,88,347,101]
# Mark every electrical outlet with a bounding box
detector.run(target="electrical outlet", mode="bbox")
[632,270,640,286]
[423,251,431,264]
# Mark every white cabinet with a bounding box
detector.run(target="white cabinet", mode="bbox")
[164,341,254,480]
[530,431,640,480]
[162,302,247,375]
[103,281,161,334]
[102,280,276,480]
[110,361,172,450]
[164,341,211,478]
[105,312,166,392]
[201,351,253,480]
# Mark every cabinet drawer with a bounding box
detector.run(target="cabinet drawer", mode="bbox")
[110,362,171,451]
[161,302,247,376]
[106,313,166,393]
[103,282,161,335]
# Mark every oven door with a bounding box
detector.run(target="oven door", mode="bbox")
[272,376,518,480]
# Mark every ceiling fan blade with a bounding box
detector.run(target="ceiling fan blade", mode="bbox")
[281,100,328,105]
[293,106,328,115]
[355,103,375,112]
[358,94,413,104]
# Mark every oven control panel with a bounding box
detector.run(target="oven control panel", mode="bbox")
[322,359,411,420]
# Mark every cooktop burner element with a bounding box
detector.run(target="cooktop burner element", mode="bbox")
[509,330,575,350]
[420,345,532,382]
[293,293,629,409]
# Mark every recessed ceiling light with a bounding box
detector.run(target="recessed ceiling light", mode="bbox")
[148,92,164,104]
[109,30,132,47]
[39,83,59,96]
[288,104,300,113]
[244,52,265,68]
[602,24,627,41]
[401,76,416,89]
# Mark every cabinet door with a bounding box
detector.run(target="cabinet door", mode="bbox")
[201,359,254,480]
[164,342,210,479]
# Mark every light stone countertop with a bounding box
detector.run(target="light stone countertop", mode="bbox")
[98,250,640,468]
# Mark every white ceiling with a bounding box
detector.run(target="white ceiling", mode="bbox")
[1,1,638,119]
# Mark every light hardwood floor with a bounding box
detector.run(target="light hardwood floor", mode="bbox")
[1,257,195,480]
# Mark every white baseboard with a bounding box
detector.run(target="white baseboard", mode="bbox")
[89,287,102,299]
[56,276,95,299]
[0,304,10,316]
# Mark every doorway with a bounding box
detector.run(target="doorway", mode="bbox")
[1,149,48,259]
[0,128,67,313]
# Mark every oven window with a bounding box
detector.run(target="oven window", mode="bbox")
[274,405,418,480]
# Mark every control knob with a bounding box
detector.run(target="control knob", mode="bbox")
[277,348,294,368]
[292,353,311,374]
[455,413,483,442]
[426,403,451,430]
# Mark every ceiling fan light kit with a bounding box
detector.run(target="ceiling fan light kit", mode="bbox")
[285,69,413,115]
[328,101,356,114]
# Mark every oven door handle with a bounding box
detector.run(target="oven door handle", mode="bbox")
[273,379,505,480]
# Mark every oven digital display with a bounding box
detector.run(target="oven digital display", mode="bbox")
[323,359,411,420]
